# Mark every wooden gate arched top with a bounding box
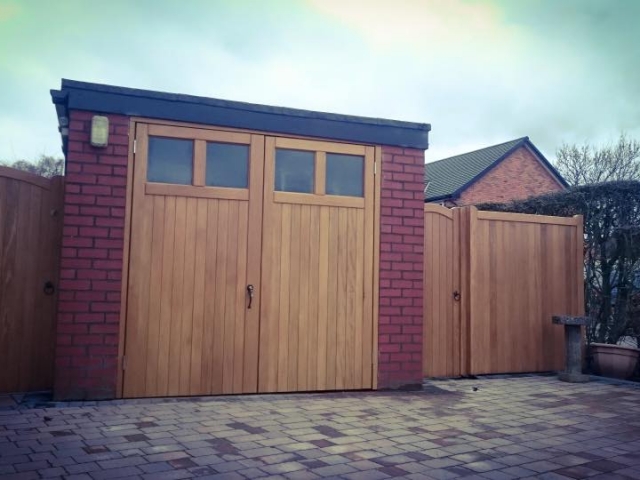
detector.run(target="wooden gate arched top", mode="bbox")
[0,165,55,190]
[424,203,453,218]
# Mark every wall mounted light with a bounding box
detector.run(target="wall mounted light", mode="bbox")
[90,115,109,147]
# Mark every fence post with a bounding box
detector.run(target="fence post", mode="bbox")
[574,215,585,317]
[458,206,475,377]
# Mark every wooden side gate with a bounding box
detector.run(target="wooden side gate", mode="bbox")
[424,204,584,377]
[0,167,64,393]
[122,123,377,397]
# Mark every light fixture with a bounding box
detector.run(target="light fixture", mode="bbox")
[90,115,109,147]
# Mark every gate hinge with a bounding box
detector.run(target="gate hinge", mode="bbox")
[122,355,127,370]
[133,139,137,154]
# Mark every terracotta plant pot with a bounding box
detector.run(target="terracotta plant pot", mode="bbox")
[590,343,640,379]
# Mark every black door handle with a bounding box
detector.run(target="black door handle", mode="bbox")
[247,285,254,309]
[44,281,55,295]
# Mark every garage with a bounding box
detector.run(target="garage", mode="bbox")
[50,80,430,400]
[123,124,376,397]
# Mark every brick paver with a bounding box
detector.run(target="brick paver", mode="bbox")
[1,375,639,479]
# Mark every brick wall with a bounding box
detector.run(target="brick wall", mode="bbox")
[457,146,565,205]
[55,111,129,400]
[378,146,425,390]
[54,116,425,397]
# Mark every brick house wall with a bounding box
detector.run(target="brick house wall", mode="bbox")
[456,146,564,206]
[54,111,129,400]
[378,147,424,390]
[53,113,424,398]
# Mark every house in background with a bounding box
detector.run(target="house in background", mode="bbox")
[424,136,568,206]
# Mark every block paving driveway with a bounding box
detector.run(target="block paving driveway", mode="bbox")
[1,375,640,479]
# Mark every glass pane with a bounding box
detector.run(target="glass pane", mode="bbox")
[326,153,364,197]
[206,142,249,188]
[275,149,314,193]
[147,137,193,185]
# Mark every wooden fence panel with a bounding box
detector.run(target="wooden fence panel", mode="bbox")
[0,167,63,393]
[469,209,583,374]
[424,205,583,377]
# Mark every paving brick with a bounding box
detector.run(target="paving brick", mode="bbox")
[311,463,357,476]
[14,460,51,472]
[141,470,192,480]
[585,459,628,472]
[520,460,563,473]
[262,462,306,475]
[1,376,640,479]
[97,456,146,469]
[39,466,67,477]
[90,465,144,479]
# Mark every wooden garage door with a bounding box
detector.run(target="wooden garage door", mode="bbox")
[123,124,264,397]
[123,125,375,397]
[258,137,375,392]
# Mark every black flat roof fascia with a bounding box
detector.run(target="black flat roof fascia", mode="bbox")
[51,79,430,150]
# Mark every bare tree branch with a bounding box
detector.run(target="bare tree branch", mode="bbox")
[0,155,64,178]
[555,134,640,186]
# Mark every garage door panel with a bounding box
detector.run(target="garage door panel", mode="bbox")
[325,206,338,391]
[178,197,198,395]
[296,204,311,391]
[258,137,374,393]
[124,127,374,397]
[143,195,165,396]
[316,206,329,390]
[306,206,320,390]
[188,198,207,395]
[156,196,175,395]
[123,125,152,398]
[200,199,220,395]
[124,126,260,398]
[166,196,186,396]
[257,197,280,393]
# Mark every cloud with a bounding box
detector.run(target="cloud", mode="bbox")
[0,0,638,165]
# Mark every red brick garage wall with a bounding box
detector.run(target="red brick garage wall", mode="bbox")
[55,111,129,400]
[54,118,425,398]
[378,147,425,389]
[457,146,565,205]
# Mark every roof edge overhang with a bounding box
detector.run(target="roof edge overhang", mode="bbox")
[425,193,457,203]
[51,79,431,154]
[522,141,570,189]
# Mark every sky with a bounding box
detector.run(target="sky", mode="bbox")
[1,0,639,164]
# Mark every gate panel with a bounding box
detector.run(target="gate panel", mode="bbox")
[123,125,263,397]
[469,211,580,374]
[0,168,63,393]
[423,205,583,378]
[423,204,463,377]
[259,137,375,392]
